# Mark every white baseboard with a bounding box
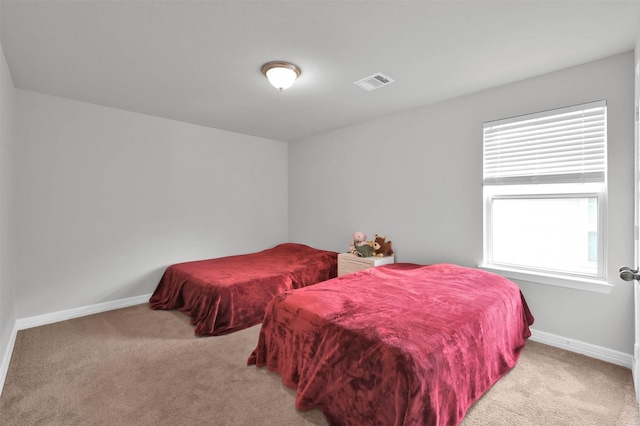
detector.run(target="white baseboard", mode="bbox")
[0,293,152,397]
[0,321,18,399]
[14,293,153,330]
[529,328,633,369]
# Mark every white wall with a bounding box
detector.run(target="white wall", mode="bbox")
[289,52,635,355]
[15,91,288,318]
[0,29,17,377]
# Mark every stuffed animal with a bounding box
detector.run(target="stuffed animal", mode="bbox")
[349,231,365,254]
[353,231,367,247]
[355,241,374,257]
[350,231,374,257]
[372,234,394,257]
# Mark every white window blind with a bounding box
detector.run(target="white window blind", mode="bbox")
[483,100,606,185]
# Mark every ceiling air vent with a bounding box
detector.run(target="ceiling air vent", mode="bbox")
[354,73,395,91]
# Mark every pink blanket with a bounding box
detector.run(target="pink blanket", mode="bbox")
[149,243,338,336]
[248,263,534,425]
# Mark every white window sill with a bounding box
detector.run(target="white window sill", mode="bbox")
[478,264,614,294]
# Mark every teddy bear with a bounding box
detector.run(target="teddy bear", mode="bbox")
[348,231,366,254]
[372,234,394,257]
[349,231,374,257]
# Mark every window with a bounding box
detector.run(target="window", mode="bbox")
[482,100,610,292]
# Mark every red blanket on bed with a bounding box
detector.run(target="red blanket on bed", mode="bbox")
[248,263,534,425]
[149,243,337,336]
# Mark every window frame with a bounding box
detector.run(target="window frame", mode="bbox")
[481,183,610,292]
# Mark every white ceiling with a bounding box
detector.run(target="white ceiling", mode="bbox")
[1,0,639,142]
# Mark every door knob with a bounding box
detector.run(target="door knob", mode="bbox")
[619,266,640,281]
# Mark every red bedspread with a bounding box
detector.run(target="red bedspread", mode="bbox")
[248,263,534,426]
[149,243,338,336]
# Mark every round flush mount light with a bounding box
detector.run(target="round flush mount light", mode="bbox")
[261,61,301,91]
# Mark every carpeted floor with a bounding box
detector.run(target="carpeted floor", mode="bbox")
[0,304,638,425]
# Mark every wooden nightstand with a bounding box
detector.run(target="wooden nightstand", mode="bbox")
[337,253,395,277]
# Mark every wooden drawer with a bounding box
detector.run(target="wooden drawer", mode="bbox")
[337,253,395,276]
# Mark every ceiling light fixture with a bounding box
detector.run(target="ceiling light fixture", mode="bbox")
[261,61,301,91]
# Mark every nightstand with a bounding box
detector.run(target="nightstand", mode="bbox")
[337,253,395,276]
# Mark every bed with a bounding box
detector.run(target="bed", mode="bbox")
[248,263,534,425]
[149,243,338,336]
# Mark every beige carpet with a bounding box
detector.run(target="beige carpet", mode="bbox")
[0,304,638,425]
